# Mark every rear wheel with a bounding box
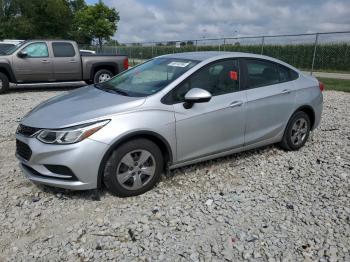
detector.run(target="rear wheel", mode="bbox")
[93,69,113,84]
[280,111,311,151]
[0,72,10,94]
[103,139,164,197]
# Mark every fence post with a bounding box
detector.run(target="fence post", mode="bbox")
[261,36,265,54]
[223,38,226,51]
[195,40,198,51]
[151,45,154,58]
[311,33,319,75]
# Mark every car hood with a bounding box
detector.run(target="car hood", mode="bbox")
[21,85,146,128]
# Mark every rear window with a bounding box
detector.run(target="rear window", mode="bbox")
[52,42,75,57]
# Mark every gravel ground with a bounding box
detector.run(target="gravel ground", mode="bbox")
[0,88,349,261]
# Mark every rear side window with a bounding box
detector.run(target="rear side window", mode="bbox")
[277,65,290,82]
[245,59,280,88]
[243,59,299,89]
[52,42,75,57]
[277,64,299,82]
[289,68,299,80]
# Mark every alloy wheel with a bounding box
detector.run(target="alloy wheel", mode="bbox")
[290,118,308,146]
[116,149,156,190]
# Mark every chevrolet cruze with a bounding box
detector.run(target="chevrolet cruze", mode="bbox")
[15,52,323,197]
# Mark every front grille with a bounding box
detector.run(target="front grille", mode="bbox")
[16,140,32,161]
[16,124,40,137]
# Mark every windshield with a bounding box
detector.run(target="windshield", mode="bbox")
[4,41,27,55]
[97,58,199,97]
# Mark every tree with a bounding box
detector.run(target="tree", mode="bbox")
[73,0,119,47]
[0,0,80,39]
[25,0,73,38]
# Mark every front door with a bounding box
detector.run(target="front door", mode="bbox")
[171,59,246,163]
[12,42,53,82]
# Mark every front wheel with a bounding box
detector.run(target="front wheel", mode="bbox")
[0,72,10,94]
[103,139,164,197]
[93,69,113,84]
[279,111,311,151]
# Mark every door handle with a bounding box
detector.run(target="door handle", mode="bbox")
[69,60,78,63]
[281,89,292,94]
[41,60,50,63]
[229,101,244,108]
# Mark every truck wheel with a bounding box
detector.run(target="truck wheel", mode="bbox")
[93,69,113,84]
[0,72,10,94]
[103,139,164,197]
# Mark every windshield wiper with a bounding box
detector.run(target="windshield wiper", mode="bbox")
[94,83,129,96]
[112,88,129,96]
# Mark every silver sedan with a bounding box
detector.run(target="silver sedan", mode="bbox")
[15,52,323,197]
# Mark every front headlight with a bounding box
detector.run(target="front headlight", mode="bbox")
[37,120,110,144]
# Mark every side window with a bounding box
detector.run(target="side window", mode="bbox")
[289,68,299,80]
[245,59,280,89]
[52,42,76,57]
[277,65,290,83]
[170,60,239,103]
[0,43,14,53]
[277,64,300,82]
[22,43,48,58]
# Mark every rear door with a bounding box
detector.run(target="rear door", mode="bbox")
[241,58,297,146]
[169,59,246,162]
[12,42,53,82]
[51,42,82,81]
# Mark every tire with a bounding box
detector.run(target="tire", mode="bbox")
[103,139,164,197]
[93,69,113,84]
[0,72,10,94]
[279,111,311,151]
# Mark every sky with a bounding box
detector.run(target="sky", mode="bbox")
[86,0,350,43]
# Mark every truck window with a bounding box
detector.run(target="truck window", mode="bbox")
[22,42,48,58]
[52,42,76,57]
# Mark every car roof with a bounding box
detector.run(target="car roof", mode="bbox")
[159,51,299,71]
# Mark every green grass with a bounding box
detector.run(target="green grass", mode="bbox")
[317,77,350,92]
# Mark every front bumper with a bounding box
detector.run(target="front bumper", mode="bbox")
[15,134,109,190]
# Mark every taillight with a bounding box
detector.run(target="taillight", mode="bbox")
[123,58,129,70]
[319,81,324,92]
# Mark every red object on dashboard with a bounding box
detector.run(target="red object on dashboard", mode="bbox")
[230,71,238,80]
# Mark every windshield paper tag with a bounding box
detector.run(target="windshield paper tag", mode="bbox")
[168,62,190,67]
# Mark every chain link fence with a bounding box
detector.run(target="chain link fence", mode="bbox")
[80,31,350,74]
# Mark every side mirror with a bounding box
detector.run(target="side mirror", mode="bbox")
[183,88,212,109]
[18,51,28,58]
